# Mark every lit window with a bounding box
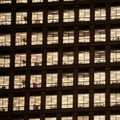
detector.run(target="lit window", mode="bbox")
[47,52,58,66]
[110,70,120,84]
[94,29,106,42]
[29,118,41,120]
[111,28,120,41]
[94,93,105,107]
[63,10,74,22]
[95,8,106,21]
[47,31,58,44]
[79,9,90,21]
[0,55,10,68]
[0,98,8,112]
[15,32,27,46]
[13,97,25,111]
[0,13,11,25]
[63,52,74,65]
[30,74,42,88]
[78,51,90,64]
[78,72,89,86]
[78,94,89,108]
[46,73,58,87]
[15,53,26,67]
[48,10,59,23]
[110,50,120,62]
[45,117,56,120]
[29,96,41,110]
[0,34,11,46]
[0,76,9,89]
[48,0,59,2]
[62,95,73,108]
[46,95,57,109]
[16,12,27,24]
[94,72,105,85]
[32,0,43,3]
[32,12,43,24]
[94,115,105,120]
[79,29,90,43]
[61,117,73,120]
[94,50,106,63]
[16,0,27,3]
[110,115,120,120]
[14,75,26,89]
[110,93,120,107]
[32,32,42,45]
[78,116,89,120]
[31,53,42,66]
[111,6,120,20]
[62,73,73,86]
[63,31,74,44]
[0,0,11,4]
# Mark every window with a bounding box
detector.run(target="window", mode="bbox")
[16,0,27,3]
[31,32,42,45]
[94,115,105,120]
[111,28,120,41]
[0,34,11,46]
[94,93,105,107]
[110,70,120,84]
[94,29,106,42]
[0,98,8,112]
[32,0,43,3]
[45,117,56,120]
[63,10,74,22]
[32,12,43,24]
[110,50,120,62]
[79,29,90,43]
[15,32,27,46]
[31,53,42,66]
[94,50,106,63]
[13,97,25,111]
[0,12,11,25]
[78,51,90,64]
[94,72,105,85]
[47,31,58,44]
[30,74,42,88]
[95,8,106,20]
[78,94,89,107]
[0,76,9,89]
[14,75,26,89]
[79,9,90,21]
[0,55,10,68]
[78,116,89,120]
[0,0,11,4]
[63,52,74,65]
[29,96,41,110]
[16,12,27,24]
[62,117,73,120]
[78,72,89,86]
[47,52,58,65]
[62,73,73,86]
[62,95,73,108]
[29,118,41,120]
[46,95,57,109]
[48,10,59,23]
[48,0,59,2]
[63,31,74,44]
[15,53,26,67]
[46,73,58,87]
[110,93,120,107]
[110,115,120,120]
[111,6,120,20]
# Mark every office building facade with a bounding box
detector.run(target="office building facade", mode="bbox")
[0,0,120,120]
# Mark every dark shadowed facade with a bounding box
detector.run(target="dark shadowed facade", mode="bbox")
[0,0,120,120]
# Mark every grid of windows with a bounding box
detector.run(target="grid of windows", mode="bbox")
[0,1,120,120]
